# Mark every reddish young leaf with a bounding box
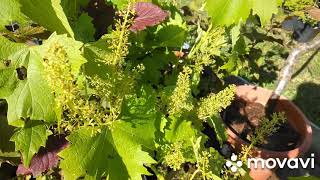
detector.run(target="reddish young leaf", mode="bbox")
[16,135,68,177]
[130,2,169,32]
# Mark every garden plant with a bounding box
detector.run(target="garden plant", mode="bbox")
[0,0,320,179]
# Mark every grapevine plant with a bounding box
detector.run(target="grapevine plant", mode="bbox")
[0,0,306,179]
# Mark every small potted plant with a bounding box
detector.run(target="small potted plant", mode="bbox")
[223,37,320,179]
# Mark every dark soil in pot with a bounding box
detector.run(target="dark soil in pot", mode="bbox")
[223,97,301,152]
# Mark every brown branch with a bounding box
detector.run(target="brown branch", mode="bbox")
[270,37,320,100]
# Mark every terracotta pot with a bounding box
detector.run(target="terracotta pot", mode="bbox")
[225,85,313,180]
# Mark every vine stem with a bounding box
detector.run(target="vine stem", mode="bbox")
[190,169,201,180]
[113,3,131,65]
[267,37,320,110]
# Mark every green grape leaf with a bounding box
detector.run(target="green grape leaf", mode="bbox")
[60,124,156,179]
[108,0,128,9]
[206,0,251,26]
[252,0,278,25]
[208,115,227,145]
[158,0,193,8]
[208,147,225,178]
[60,0,78,20]
[0,36,27,101]
[10,121,52,167]
[78,0,90,6]
[156,25,187,47]
[230,23,241,48]
[164,117,197,161]
[110,120,157,179]
[0,34,86,127]
[220,53,238,74]
[0,0,28,30]
[164,117,197,144]
[233,35,247,55]
[1,48,56,127]
[141,51,174,84]
[140,50,180,86]
[19,0,74,37]
[152,10,187,48]
[120,86,160,149]
[206,0,278,26]
[83,37,112,63]
[61,0,90,20]
[73,13,95,43]
[191,137,224,180]
[59,127,112,179]
[60,88,158,179]
[39,33,87,75]
[0,35,27,60]
[60,126,155,179]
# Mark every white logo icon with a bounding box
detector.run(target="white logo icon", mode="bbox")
[225,153,243,172]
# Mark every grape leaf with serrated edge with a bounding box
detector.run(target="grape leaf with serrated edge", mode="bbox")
[1,49,57,127]
[19,0,74,37]
[0,34,87,127]
[59,87,159,179]
[37,33,87,75]
[59,125,156,179]
[163,116,198,162]
[0,36,27,61]
[156,25,187,48]
[130,2,169,32]
[10,121,52,167]
[206,0,278,26]
[73,13,95,43]
[0,0,29,31]
[16,135,68,177]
